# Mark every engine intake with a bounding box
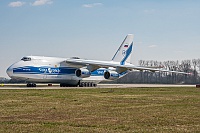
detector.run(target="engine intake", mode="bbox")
[75,68,91,78]
[104,70,119,80]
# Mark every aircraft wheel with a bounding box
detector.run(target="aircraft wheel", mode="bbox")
[60,83,65,87]
[27,83,30,87]
[92,83,97,87]
[83,82,87,87]
[89,82,93,87]
[82,82,86,87]
[33,83,36,87]
[27,83,36,87]
[65,84,69,87]
[79,82,97,87]
[60,84,63,87]
[85,82,89,87]
[79,82,84,87]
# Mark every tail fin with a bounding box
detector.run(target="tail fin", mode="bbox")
[112,34,134,65]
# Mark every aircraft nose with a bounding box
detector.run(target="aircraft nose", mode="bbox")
[6,66,13,78]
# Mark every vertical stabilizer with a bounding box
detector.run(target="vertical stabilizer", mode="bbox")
[112,34,134,65]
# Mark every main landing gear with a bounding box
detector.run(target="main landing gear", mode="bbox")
[59,82,97,87]
[60,83,78,87]
[79,82,97,87]
[27,83,36,87]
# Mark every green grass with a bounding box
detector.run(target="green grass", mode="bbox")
[0,87,200,132]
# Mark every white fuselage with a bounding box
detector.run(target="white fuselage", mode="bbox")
[6,56,113,85]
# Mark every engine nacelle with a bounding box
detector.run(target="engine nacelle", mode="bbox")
[75,68,91,78]
[104,70,120,80]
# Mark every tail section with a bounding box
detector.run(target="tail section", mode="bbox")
[112,34,134,65]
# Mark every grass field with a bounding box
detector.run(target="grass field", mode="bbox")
[0,87,200,132]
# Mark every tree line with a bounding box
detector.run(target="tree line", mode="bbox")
[112,59,200,84]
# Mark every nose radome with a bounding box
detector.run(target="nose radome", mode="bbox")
[6,66,13,78]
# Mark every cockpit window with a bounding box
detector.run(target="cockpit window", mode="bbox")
[21,57,31,61]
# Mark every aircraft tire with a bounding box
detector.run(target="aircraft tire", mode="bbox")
[79,83,82,87]
[27,83,36,87]
[33,83,36,87]
[79,82,84,87]
[83,82,86,87]
[79,82,97,87]
[89,82,93,87]
[60,83,78,87]
[86,83,88,87]
[93,83,97,87]
[60,83,66,87]
[27,84,30,87]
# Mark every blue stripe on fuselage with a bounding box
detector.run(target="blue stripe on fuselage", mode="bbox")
[13,66,105,76]
[13,66,76,75]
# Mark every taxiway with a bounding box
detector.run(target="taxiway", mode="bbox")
[0,84,195,89]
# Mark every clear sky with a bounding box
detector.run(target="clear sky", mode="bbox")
[0,0,200,78]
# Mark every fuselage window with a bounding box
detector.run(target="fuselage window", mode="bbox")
[21,57,31,61]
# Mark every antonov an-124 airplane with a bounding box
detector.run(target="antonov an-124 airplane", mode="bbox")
[6,34,188,87]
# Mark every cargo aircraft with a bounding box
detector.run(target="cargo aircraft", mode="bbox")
[6,34,188,87]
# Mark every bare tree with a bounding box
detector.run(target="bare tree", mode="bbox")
[117,59,200,84]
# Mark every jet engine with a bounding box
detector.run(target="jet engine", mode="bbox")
[104,70,119,80]
[75,68,91,78]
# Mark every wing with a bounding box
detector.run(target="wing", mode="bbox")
[63,58,190,75]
